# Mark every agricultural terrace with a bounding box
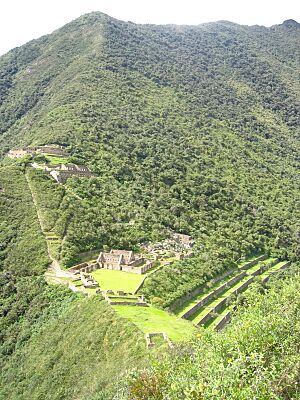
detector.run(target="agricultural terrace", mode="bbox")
[173,255,290,330]
[114,305,196,342]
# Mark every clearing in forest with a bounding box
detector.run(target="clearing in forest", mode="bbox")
[92,269,145,293]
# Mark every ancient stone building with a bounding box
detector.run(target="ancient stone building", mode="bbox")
[46,164,94,183]
[97,249,152,274]
[8,145,67,158]
[7,148,36,158]
[36,145,66,156]
[173,233,194,248]
[80,272,99,288]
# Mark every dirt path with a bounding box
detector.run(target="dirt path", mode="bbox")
[25,170,74,279]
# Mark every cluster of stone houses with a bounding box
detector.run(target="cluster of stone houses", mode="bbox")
[8,145,67,158]
[142,232,195,258]
[97,250,153,273]
[43,163,95,183]
[69,249,153,277]
[8,145,95,183]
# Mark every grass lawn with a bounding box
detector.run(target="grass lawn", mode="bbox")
[92,269,144,293]
[45,155,70,164]
[114,305,197,342]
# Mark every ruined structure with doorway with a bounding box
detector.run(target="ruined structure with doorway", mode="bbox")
[44,163,95,183]
[8,145,67,158]
[97,250,153,274]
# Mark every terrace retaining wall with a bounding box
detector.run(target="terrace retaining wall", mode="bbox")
[181,271,246,320]
[168,268,236,313]
[214,311,232,331]
[262,261,291,283]
[239,254,268,271]
[197,276,254,326]
[251,258,280,277]
[109,301,148,306]
[197,296,229,326]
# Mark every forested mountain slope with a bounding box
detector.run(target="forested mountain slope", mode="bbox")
[1,13,300,304]
[1,11,300,400]
[0,166,147,400]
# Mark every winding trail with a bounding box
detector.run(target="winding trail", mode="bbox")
[25,169,74,279]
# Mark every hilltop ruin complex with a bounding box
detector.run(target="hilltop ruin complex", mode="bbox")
[142,231,195,258]
[8,145,67,158]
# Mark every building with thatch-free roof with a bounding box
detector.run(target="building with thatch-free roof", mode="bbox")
[45,163,94,183]
[8,145,67,159]
[97,249,153,274]
[7,148,36,158]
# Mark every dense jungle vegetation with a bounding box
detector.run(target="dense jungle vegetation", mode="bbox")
[1,14,299,305]
[0,12,299,399]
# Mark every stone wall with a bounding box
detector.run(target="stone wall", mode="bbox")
[197,276,254,326]
[197,296,229,326]
[82,263,99,273]
[108,300,148,306]
[168,268,235,313]
[214,311,232,331]
[139,261,153,274]
[239,254,268,271]
[262,261,291,283]
[145,332,174,349]
[128,257,144,268]
[181,271,246,319]
[68,262,88,273]
[121,261,153,274]
[107,296,140,301]
[232,276,254,296]
[251,258,279,277]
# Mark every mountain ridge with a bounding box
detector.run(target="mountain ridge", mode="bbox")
[1,11,300,400]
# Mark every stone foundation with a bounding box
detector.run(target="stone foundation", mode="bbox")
[145,332,174,349]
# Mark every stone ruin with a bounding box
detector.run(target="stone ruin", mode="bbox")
[44,163,95,184]
[145,332,174,349]
[97,249,153,274]
[104,291,148,306]
[8,145,67,158]
[142,231,195,259]
[69,249,154,291]
[80,272,99,289]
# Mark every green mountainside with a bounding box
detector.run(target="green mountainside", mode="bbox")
[0,12,300,399]
[0,167,147,399]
